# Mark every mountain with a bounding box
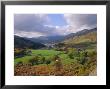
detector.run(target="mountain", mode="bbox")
[65,28,97,39]
[26,28,96,47]
[14,27,97,49]
[29,35,65,44]
[14,35,46,49]
[59,28,97,49]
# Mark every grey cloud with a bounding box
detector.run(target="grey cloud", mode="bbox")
[14,14,49,32]
[64,14,97,30]
[14,14,97,38]
[14,14,58,37]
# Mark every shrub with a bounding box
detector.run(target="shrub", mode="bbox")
[42,57,46,63]
[45,60,51,65]
[88,50,96,57]
[14,48,27,58]
[68,48,80,59]
[16,61,23,67]
[29,56,39,65]
[67,48,74,59]
[68,51,74,59]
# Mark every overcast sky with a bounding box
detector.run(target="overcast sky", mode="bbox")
[14,14,97,38]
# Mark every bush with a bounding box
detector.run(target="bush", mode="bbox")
[42,57,46,63]
[16,61,23,66]
[52,55,59,61]
[29,56,39,65]
[88,50,96,57]
[14,48,27,58]
[68,48,74,59]
[78,51,88,65]
[38,57,46,64]
[68,51,74,59]
[68,48,79,59]
[45,60,51,65]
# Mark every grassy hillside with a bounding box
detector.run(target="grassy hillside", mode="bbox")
[14,35,46,49]
[63,31,97,49]
[64,32,96,44]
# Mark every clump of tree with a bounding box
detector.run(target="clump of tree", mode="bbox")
[67,48,79,59]
[87,49,97,58]
[67,48,90,65]
[78,50,88,65]
[28,55,51,66]
[29,56,39,65]
[14,48,26,58]
[45,60,51,65]
[14,48,32,58]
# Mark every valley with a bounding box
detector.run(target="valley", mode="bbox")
[14,28,97,76]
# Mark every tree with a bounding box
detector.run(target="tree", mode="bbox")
[67,48,74,59]
[79,50,88,65]
[42,57,46,64]
[45,60,51,65]
[29,56,39,65]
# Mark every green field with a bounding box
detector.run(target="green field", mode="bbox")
[14,49,74,65]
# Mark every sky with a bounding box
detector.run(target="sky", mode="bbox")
[14,14,97,38]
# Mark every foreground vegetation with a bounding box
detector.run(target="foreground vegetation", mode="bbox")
[14,48,96,76]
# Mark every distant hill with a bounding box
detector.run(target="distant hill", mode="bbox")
[14,28,97,49]
[65,28,97,39]
[29,35,65,44]
[30,28,97,45]
[60,28,97,49]
[14,35,46,49]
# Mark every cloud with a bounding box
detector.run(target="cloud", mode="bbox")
[64,14,97,32]
[14,14,97,38]
[14,14,50,32]
[14,14,63,37]
[14,30,45,38]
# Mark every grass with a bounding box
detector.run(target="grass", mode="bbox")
[14,49,69,65]
[64,32,97,45]
[14,48,96,65]
[32,49,61,56]
[59,54,74,64]
[14,56,33,65]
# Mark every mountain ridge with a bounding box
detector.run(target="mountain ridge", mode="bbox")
[65,28,97,39]
[27,27,97,44]
[14,35,46,49]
